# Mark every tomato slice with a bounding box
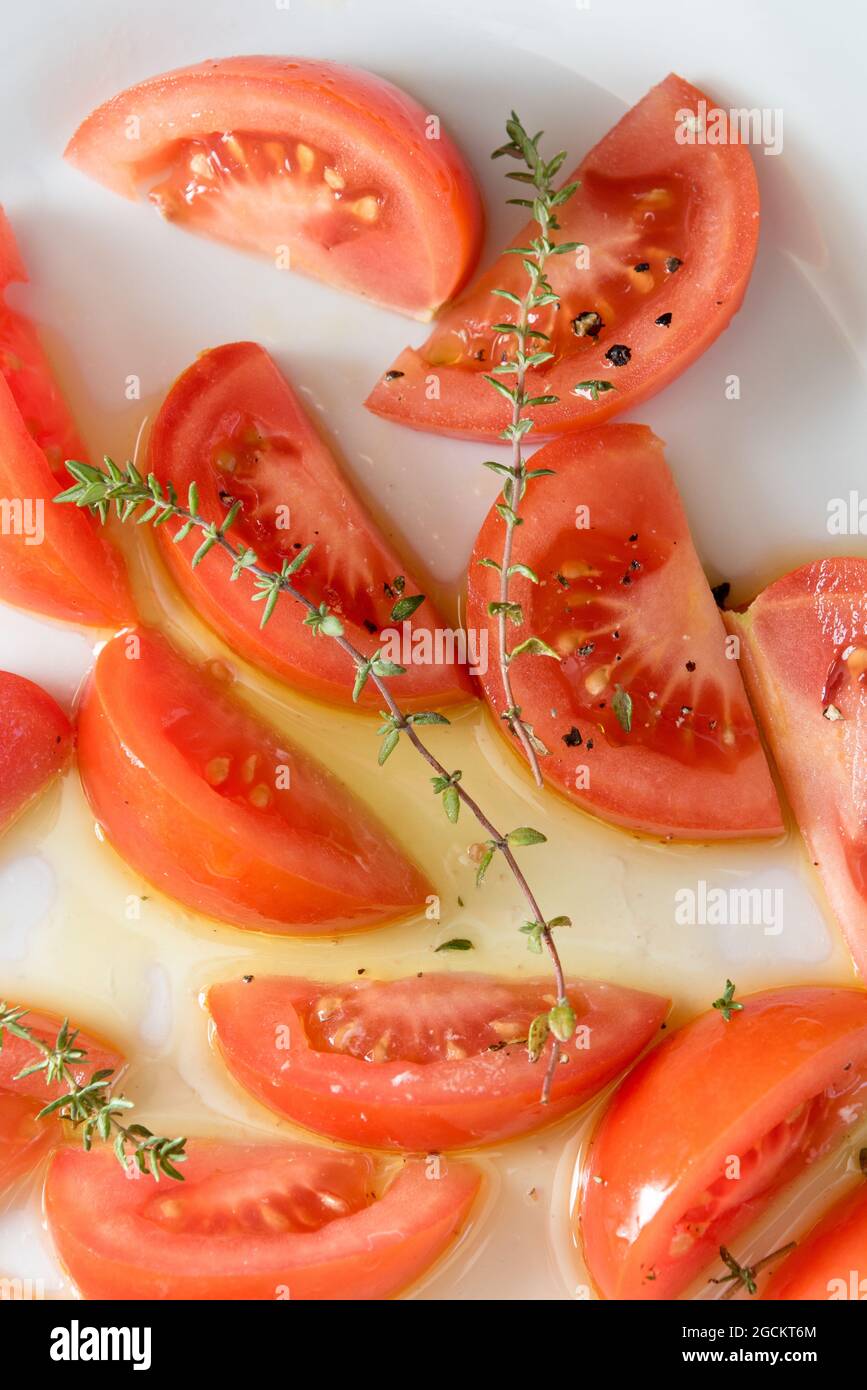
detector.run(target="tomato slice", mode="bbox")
[0,1093,56,1200]
[731,559,867,978]
[149,342,472,708]
[0,1011,124,1201]
[577,986,867,1301]
[0,671,72,834]
[45,1140,481,1299]
[0,209,132,626]
[207,972,668,1151]
[760,1177,867,1300]
[367,73,759,440]
[65,57,483,318]
[467,424,781,838]
[77,627,430,933]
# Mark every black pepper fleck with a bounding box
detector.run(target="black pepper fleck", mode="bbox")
[665,256,683,273]
[605,344,632,367]
[563,727,583,747]
[571,311,604,338]
[655,312,673,327]
[384,370,404,381]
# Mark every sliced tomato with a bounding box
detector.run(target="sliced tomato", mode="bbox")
[467,424,781,838]
[731,560,867,978]
[45,1140,481,1299]
[149,342,472,708]
[0,209,132,626]
[0,1093,56,1199]
[760,1177,867,1300]
[77,627,430,933]
[577,986,867,1301]
[208,972,668,1151]
[0,1010,124,1201]
[0,671,73,834]
[65,57,483,318]
[0,1009,123,1100]
[367,73,759,440]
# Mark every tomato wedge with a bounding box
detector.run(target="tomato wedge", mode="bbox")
[149,342,472,708]
[577,986,867,1301]
[77,627,430,933]
[0,209,132,626]
[731,559,867,978]
[0,1010,124,1201]
[760,1174,867,1300]
[0,671,73,834]
[207,972,668,1151]
[65,57,483,318]
[467,424,781,838]
[367,73,759,439]
[0,1092,56,1199]
[45,1140,481,1299]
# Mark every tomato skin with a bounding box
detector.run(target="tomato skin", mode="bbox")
[0,210,132,627]
[65,57,483,318]
[731,560,867,980]
[467,424,782,839]
[367,73,759,440]
[208,973,668,1151]
[0,671,73,834]
[149,342,473,709]
[44,1142,481,1300]
[77,627,430,933]
[578,987,867,1301]
[760,1181,867,1300]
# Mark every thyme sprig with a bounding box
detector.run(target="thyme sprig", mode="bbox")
[0,1003,186,1180]
[710,1242,796,1299]
[481,114,611,788]
[55,459,575,1101]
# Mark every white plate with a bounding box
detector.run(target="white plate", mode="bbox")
[1,0,866,1301]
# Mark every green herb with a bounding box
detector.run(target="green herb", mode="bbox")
[712,980,743,1023]
[435,939,474,953]
[572,379,617,402]
[710,1243,796,1298]
[55,441,575,1103]
[0,1003,186,1181]
[480,114,610,803]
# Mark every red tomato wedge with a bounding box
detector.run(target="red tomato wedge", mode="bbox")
[207,972,668,1151]
[65,57,483,319]
[577,986,867,1301]
[0,1093,56,1199]
[0,209,132,626]
[77,627,430,933]
[0,1009,123,1100]
[760,1176,867,1300]
[45,1141,481,1299]
[730,560,867,979]
[0,671,72,834]
[149,342,471,708]
[467,425,781,838]
[0,1010,124,1201]
[367,73,759,439]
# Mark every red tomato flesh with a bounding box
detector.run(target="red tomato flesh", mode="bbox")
[760,1178,867,1300]
[367,73,759,439]
[207,972,668,1151]
[0,1092,56,1199]
[77,627,430,933]
[149,342,472,708]
[0,671,72,834]
[0,1011,124,1200]
[0,209,132,626]
[731,559,867,979]
[467,424,781,838]
[45,1141,481,1299]
[65,57,483,318]
[578,986,867,1301]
